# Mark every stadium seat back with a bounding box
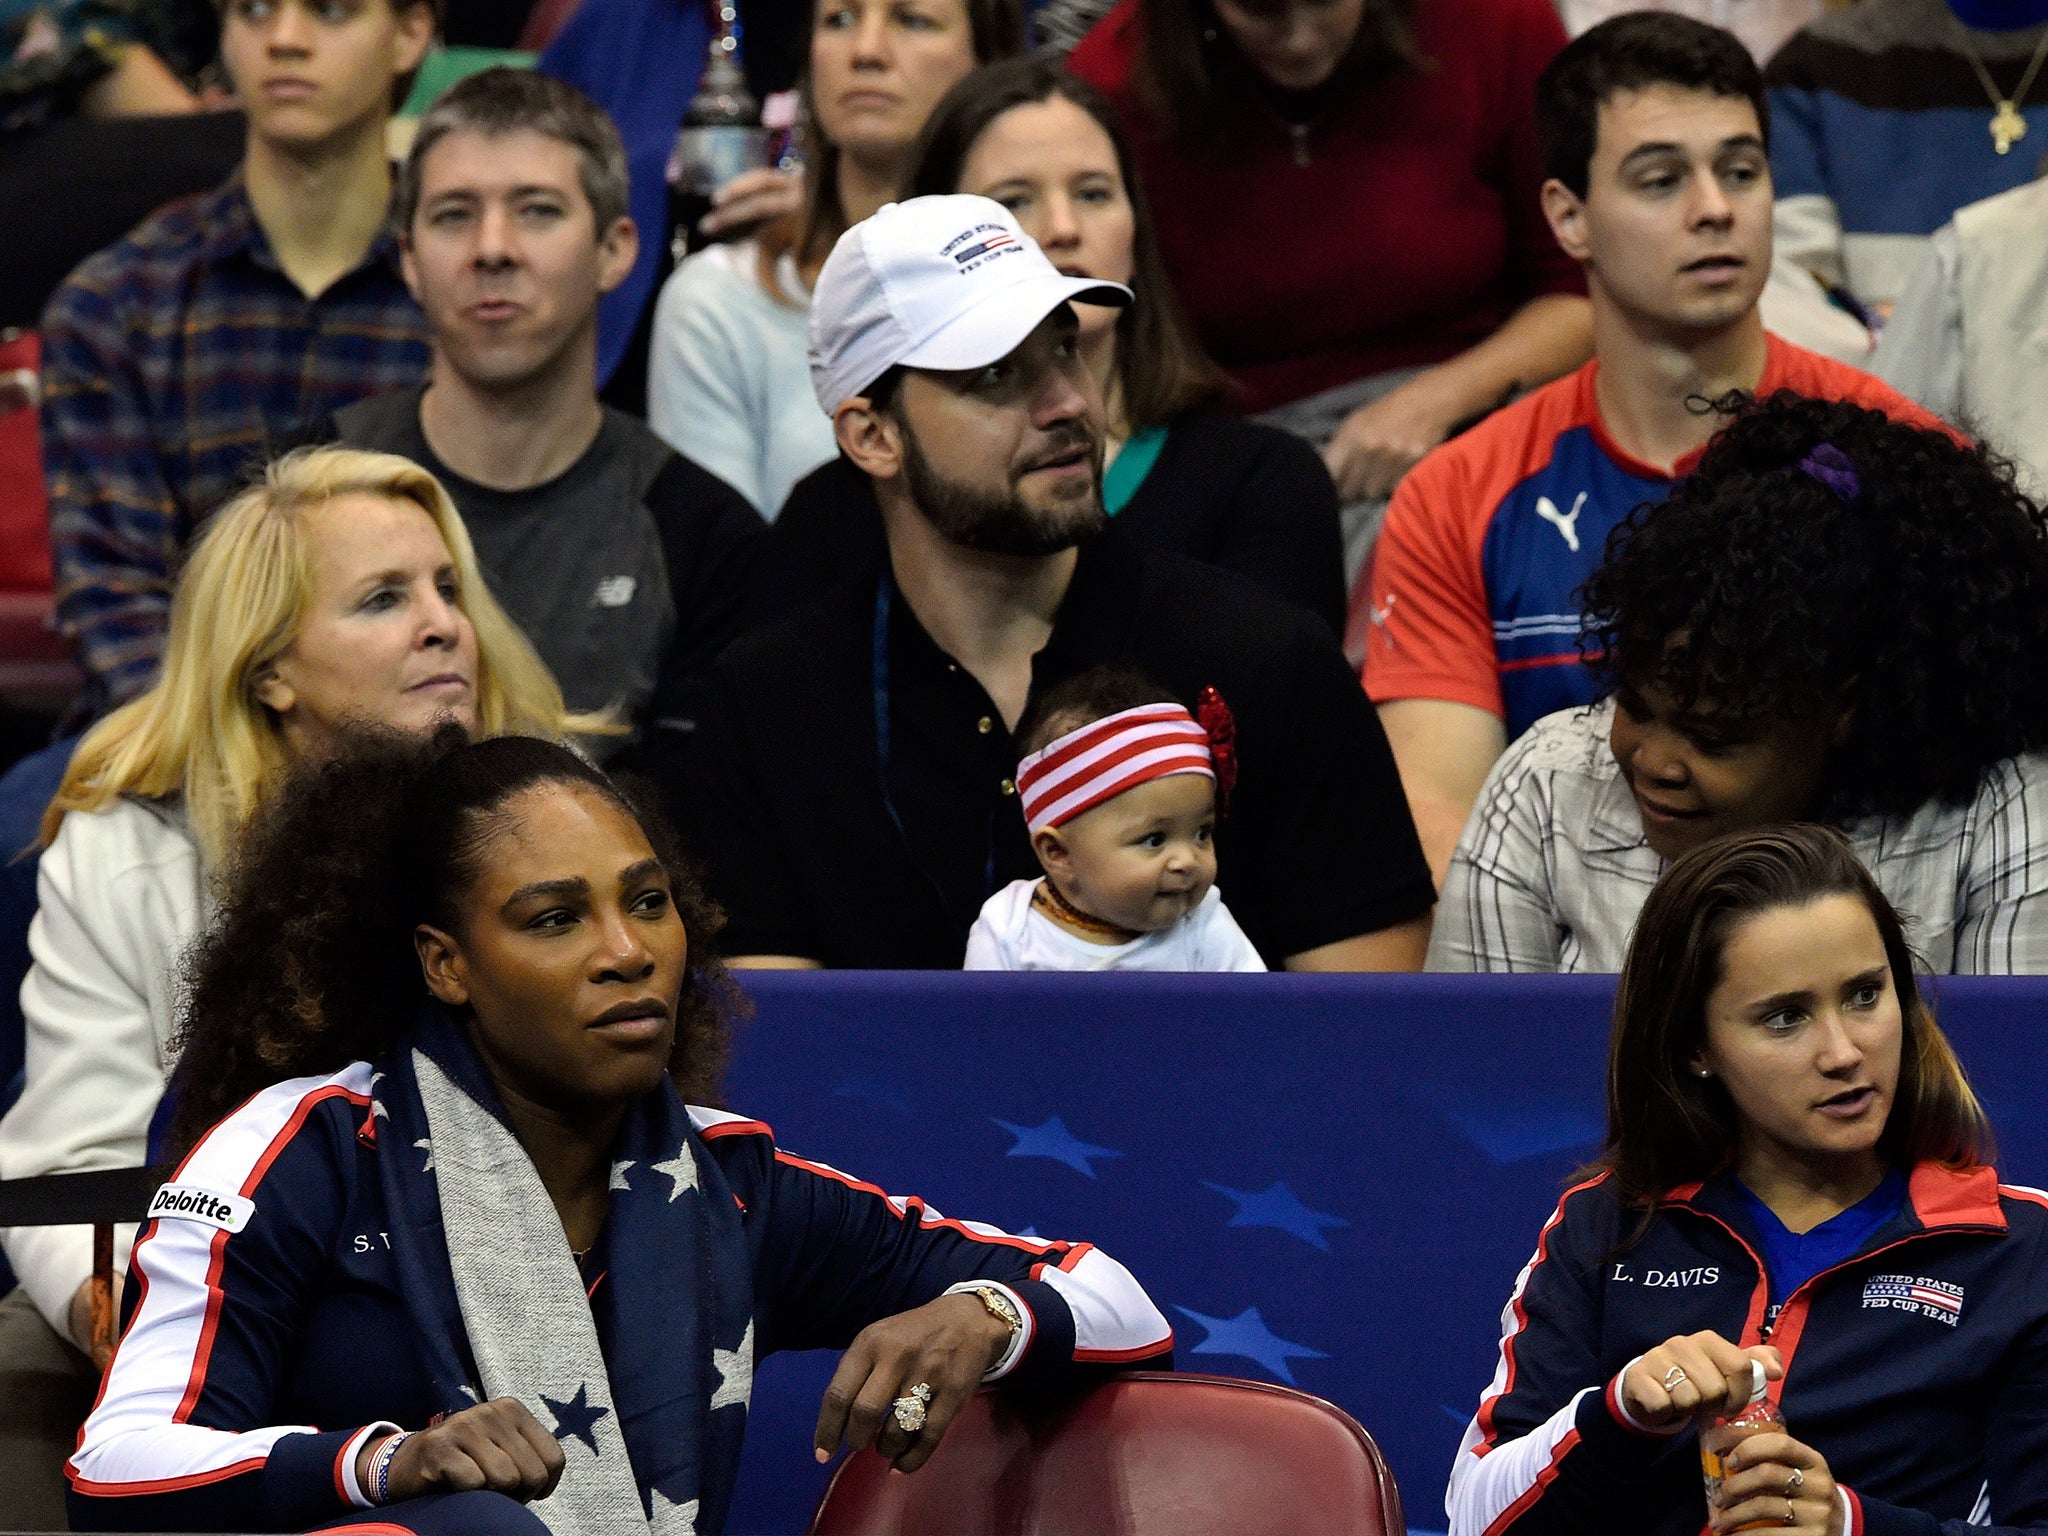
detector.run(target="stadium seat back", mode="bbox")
[0,329,48,594]
[807,1372,1404,1536]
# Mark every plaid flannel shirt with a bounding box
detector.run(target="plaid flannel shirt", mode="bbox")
[40,173,430,704]
[1429,699,2048,974]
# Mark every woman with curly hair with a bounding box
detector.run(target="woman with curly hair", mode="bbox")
[0,446,596,1524]
[1429,391,2048,972]
[67,730,1172,1534]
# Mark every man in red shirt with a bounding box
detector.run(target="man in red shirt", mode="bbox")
[1360,12,1949,883]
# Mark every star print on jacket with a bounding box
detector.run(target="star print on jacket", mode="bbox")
[542,1383,611,1454]
[652,1145,699,1201]
[710,1320,753,1412]
[649,1486,698,1535]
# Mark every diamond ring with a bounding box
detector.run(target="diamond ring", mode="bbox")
[890,1382,933,1434]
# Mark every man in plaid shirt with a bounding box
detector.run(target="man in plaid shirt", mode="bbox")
[40,0,442,709]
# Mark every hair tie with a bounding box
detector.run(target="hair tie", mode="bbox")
[1798,443,1861,502]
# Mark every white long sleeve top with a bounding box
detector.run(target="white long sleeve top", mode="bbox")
[0,797,204,1333]
[645,238,837,520]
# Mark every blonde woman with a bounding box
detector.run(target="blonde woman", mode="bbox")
[0,447,590,1526]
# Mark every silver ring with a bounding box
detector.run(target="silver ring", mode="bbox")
[889,1382,932,1434]
[1786,1467,1804,1496]
[1783,1497,1796,1526]
[1662,1365,1688,1389]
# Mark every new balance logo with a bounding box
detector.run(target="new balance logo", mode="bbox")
[592,575,637,608]
[148,1184,255,1234]
[1535,492,1588,552]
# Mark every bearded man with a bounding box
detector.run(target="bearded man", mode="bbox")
[666,195,1434,971]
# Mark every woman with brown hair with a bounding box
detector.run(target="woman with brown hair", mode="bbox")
[647,0,1024,518]
[1448,824,2048,1536]
[751,57,1346,633]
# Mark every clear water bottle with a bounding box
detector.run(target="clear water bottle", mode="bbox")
[669,0,768,261]
[1699,1358,1788,1531]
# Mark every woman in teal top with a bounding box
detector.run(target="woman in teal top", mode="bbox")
[748,56,1346,638]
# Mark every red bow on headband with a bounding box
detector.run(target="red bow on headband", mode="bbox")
[1197,687,1237,818]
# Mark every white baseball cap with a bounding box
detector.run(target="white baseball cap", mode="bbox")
[808,194,1132,416]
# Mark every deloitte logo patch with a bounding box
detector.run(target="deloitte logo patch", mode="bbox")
[147,1184,255,1234]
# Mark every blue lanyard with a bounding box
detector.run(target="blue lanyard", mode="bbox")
[871,575,998,923]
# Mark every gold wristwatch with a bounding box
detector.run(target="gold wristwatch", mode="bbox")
[966,1283,1024,1371]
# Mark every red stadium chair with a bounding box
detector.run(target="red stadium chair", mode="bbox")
[0,331,81,706]
[807,1372,1406,1536]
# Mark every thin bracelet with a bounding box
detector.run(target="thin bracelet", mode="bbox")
[370,1430,414,1507]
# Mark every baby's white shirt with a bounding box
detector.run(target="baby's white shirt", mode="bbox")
[962,880,1267,972]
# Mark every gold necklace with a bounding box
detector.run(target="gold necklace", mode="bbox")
[1953,19,2048,154]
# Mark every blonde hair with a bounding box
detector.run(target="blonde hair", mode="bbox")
[44,447,605,866]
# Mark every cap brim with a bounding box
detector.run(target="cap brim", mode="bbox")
[897,273,1133,376]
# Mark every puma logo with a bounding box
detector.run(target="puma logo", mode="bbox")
[1535,492,1588,552]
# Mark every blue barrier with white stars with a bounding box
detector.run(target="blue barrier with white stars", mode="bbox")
[719,972,2048,1535]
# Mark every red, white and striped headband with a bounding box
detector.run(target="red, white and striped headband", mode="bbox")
[1015,702,1215,832]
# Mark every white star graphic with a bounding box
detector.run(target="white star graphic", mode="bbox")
[649,1489,699,1536]
[414,1137,434,1172]
[650,1146,698,1202]
[609,1159,636,1191]
[369,1072,389,1118]
[710,1320,753,1412]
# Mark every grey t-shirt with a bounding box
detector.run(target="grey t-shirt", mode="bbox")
[334,386,762,752]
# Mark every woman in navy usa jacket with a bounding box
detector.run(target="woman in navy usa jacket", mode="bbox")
[1450,824,2048,1536]
[65,731,1173,1535]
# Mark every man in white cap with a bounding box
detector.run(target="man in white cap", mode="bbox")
[665,195,1433,971]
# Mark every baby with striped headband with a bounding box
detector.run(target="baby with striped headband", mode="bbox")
[963,665,1265,972]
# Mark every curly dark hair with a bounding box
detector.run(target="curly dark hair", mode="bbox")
[1583,392,2048,821]
[169,728,735,1158]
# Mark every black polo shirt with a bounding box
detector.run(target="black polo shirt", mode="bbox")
[667,516,1433,969]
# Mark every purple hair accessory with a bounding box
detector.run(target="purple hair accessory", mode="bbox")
[1798,443,1861,502]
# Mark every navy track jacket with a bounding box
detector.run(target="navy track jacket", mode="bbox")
[65,1063,1174,1532]
[1449,1163,2048,1536]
